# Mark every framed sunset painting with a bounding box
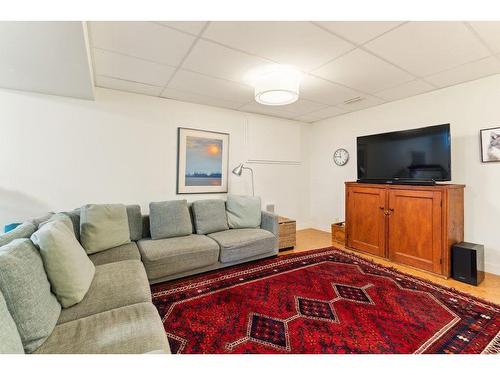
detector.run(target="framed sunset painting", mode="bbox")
[177,127,229,194]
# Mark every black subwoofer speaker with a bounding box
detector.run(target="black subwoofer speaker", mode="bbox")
[451,242,484,286]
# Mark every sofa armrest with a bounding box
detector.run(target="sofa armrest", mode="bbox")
[261,211,279,237]
[261,211,279,253]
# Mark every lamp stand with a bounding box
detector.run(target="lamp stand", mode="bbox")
[242,166,255,196]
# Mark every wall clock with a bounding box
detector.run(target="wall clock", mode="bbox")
[333,148,349,166]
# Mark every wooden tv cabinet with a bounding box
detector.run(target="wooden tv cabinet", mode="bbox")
[345,182,464,278]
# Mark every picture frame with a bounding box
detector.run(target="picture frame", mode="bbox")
[177,127,230,194]
[480,127,500,163]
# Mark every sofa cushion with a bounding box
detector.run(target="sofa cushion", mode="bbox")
[80,204,131,254]
[138,235,219,280]
[149,200,192,239]
[31,220,95,308]
[58,260,151,324]
[192,199,228,235]
[126,205,143,241]
[226,195,262,229]
[208,228,276,263]
[34,303,170,354]
[63,206,141,243]
[0,222,37,247]
[88,242,141,266]
[0,239,61,353]
[0,290,24,354]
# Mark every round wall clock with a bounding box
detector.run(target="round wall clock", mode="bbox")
[333,148,349,166]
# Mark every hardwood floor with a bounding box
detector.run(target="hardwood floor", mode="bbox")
[280,228,500,305]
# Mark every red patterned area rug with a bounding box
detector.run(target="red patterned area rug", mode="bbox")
[151,247,500,354]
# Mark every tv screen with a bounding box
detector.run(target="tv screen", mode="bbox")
[357,124,451,182]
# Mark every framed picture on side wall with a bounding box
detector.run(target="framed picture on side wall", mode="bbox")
[177,127,230,194]
[480,127,500,163]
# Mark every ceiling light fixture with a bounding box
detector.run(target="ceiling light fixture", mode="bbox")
[253,67,300,106]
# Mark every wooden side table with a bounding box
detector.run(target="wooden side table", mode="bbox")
[278,216,296,250]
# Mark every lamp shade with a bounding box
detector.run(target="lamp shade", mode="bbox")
[254,68,300,106]
[232,163,244,176]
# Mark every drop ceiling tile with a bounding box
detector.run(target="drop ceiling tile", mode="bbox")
[239,102,297,119]
[182,39,271,84]
[304,106,349,120]
[315,21,404,45]
[89,21,195,66]
[155,21,208,36]
[300,74,366,105]
[93,49,175,86]
[375,79,434,101]
[365,21,490,76]
[425,56,500,88]
[469,22,500,54]
[279,98,328,115]
[168,69,253,104]
[336,95,386,112]
[0,21,94,100]
[203,21,354,71]
[161,87,244,110]
[312,49,414,93]
[95,75,163,96]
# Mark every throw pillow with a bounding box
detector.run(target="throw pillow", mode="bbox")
[38,213,75,233]
[149,200,193,239]
[226,195,262,229]
[31,220,95,308]
[0,239,61,353]
[0,290,24,354]
[80,204,131,254]
[192,199,229,235]
[0,222,37,247]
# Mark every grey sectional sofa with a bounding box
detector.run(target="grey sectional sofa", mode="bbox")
[0,199,279,354]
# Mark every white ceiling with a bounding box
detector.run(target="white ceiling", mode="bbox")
[0,22,94,99]
[89,21,500,122]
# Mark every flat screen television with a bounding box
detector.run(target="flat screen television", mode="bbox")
[357,124,451,184]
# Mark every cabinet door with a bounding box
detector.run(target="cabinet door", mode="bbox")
[387,189,443,273]
[346,186,386,256]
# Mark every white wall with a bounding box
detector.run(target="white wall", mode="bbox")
[308,74,500,275]
[0,87,311,231]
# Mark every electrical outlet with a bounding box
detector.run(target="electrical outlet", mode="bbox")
[265,203,275,213]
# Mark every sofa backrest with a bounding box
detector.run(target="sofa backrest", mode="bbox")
[125,205,143,241]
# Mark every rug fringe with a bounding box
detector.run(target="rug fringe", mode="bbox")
[482,331,500,354]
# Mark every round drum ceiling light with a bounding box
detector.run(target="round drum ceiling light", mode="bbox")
[254,67,300,106]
